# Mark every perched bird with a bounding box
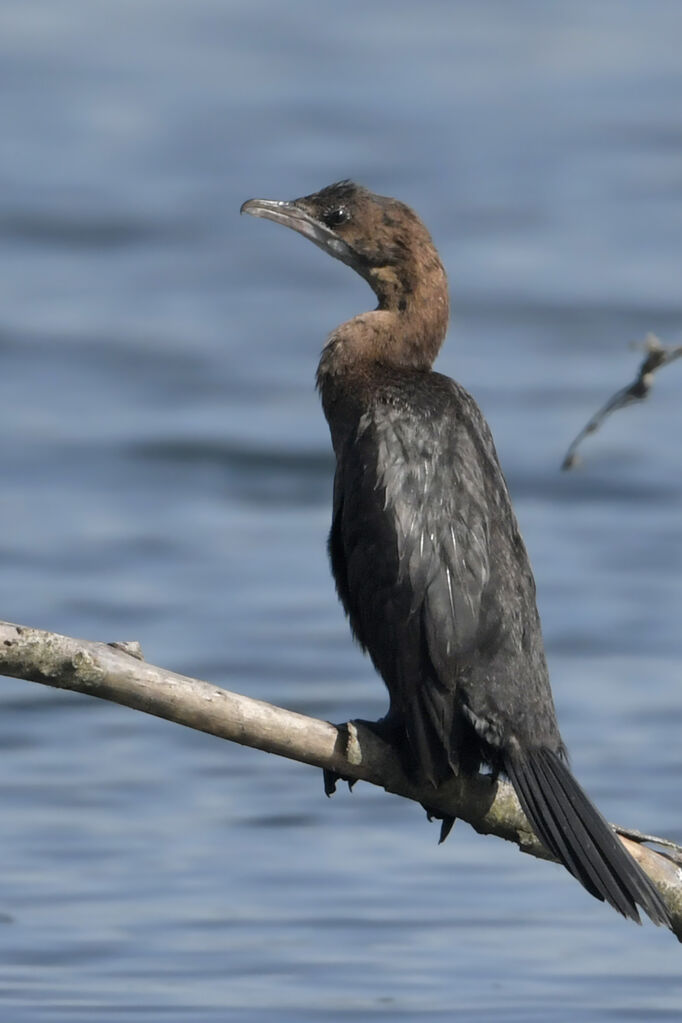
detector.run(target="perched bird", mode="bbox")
[241,181,670,928]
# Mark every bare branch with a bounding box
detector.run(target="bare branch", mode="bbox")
[1,618,680,937]
[562,334,682,470]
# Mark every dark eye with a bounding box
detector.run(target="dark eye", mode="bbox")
[323,207,350,228]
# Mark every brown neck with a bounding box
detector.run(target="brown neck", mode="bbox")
[316,253,449,385]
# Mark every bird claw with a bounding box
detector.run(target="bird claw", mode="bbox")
[324,715,402,798]
[323,768,356,797]
[422,805,457,844]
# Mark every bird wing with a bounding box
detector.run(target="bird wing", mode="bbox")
[371,391,491,674]
[329,379,495,780]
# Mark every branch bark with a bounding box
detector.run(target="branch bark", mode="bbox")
[1,619,680,938]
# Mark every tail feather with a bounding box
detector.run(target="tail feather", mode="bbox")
[504,745,670,928]
[508,749,602,899]
[538,750,652,918]
[532,751,635,917]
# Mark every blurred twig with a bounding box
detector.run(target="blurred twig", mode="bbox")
[1,618,681,937]
[562,334,682,470]
[615,825,682,866]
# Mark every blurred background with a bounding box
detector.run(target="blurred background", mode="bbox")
[1,1,682,1019]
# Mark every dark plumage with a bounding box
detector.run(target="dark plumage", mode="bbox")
[241,181,671,929]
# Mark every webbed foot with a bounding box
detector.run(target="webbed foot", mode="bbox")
[322,720,358,797]
[422,806,457,844]
[323,714,405,797]
[323,768,356,797]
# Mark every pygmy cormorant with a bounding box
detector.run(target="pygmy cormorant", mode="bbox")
[241,181,670,928]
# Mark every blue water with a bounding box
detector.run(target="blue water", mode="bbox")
[1,1,682,1019]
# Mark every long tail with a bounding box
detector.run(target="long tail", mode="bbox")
[504,745,670,928]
